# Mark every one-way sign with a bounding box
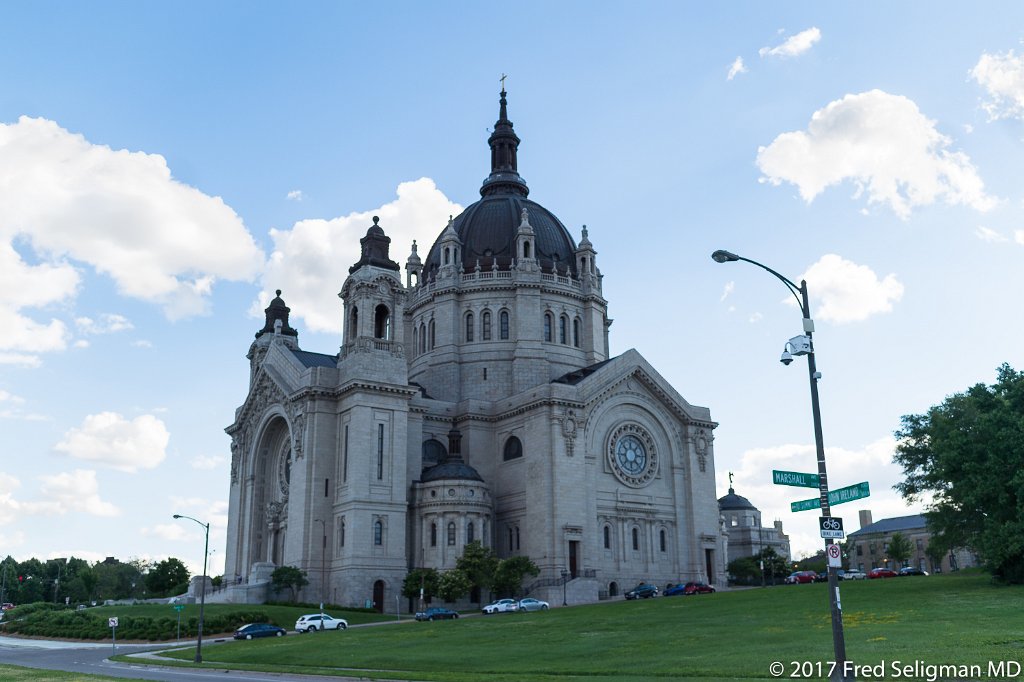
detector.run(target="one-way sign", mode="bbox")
[819,516,844,539]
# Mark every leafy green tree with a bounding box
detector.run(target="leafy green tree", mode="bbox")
[727,556,760,584]
[894,363,1024,583]
[145,558,190,597]
[491,556,539,597]
[402,568,440,604]
[757,547,789,583]
[455,541,498,595]
[270,565,308,602]
[437,569,471,603]
[886,532,913,567]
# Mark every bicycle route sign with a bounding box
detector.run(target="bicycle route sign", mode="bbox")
[819,516,845,539]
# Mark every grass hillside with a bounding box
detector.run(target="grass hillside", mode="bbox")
[153,571,1024,681]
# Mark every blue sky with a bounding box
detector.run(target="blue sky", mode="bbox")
[3,2,1024,577]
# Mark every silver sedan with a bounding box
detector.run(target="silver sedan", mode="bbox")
[517,598,550,612]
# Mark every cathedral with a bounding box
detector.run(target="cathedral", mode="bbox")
[223,89,726,609]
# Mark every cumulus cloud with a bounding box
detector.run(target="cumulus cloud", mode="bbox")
[727,57,747,80]
[0,117,265,330]
[0,472,22,524]
[0,390,47,421]
[54,412,169,472]
[75,314,133,335]
[287,189,304,201]
[759,27,821,58]
[0,241,77,365]
[757,90,997,219]
[795,254,904,324]
[24,469,119,517]
[975,226,1007,242]
[257,178,462,333]
[970,50,1024,121]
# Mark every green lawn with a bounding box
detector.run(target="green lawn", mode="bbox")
[0,665,149,681]
[85,602,396,631]
[147,572,1024,681]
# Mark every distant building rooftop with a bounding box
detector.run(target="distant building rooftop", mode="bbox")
[848,514,927,538]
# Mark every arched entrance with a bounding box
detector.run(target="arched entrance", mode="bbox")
[373,580,385,613]
[244,415,292,569]
[608,581,618,597]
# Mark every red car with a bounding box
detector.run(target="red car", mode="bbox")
[868,568,899,579]
[785,570,817,584]
[683,582,716,595]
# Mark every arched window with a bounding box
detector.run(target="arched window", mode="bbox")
[419,323,426,354]
[467,522,475,544]
[410,271,419,287]
[447,522,456,546]
[429,320,435,349]
[430,522,437,547]
[374,520,383,546]
[523,241,531,259]
[632,527,639,551]
[374,304,390,340]
[350,307,359,340]
[340,519,346,548]
[413,326,418,355]
[573,318,581,348]
[500,311,509,340]
[482,311,491,340]
[543,313,552,342]
[603,525,611,549]
[444,247,451,265]
[503,436,523,461]
[508,527,514,551]
[559,315,568,345]
[465,312,474,342]
[659,529,666,552]
[516,526,521,550]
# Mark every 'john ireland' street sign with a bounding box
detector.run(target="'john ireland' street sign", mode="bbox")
[791,482,871,512]
[773,470,820,488]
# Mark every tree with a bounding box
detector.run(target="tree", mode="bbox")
[270,565,308,602]
[894,363,1024,583]
[491,556,539,597]
[455,541,498,595]
[886,532,913,568]
[402,568,440,604]
[145,558,190,597]
[437,569,471,603]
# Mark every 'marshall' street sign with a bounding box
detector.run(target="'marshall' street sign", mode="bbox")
[790,481,871,513]
[772,470,820,488]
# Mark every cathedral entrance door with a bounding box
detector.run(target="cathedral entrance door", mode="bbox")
[372,580,385,613]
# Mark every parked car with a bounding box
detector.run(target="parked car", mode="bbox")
[784,571,817,584]
[415,606,460,621]
[899,567,929,576]
[682,581,716,595]
[482,598,519,614]
[294,613,349,632]
[842,569,867,580]
[664,583,688,596]
[1,603,14,611]
[814,572,828,583]
[868,568,899,579]
[625,583,659,599]
[517,598,549,612]
[234,623,286,640]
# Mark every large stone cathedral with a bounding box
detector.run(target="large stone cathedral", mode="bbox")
[223,90,725,609]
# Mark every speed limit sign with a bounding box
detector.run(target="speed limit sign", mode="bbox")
[826,544,842,568]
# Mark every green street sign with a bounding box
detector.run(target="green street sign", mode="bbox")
[790,482,870,513]
[772,470,820,488]
[173,605,185,612]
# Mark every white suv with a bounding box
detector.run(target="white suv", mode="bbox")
[294,613,349,632]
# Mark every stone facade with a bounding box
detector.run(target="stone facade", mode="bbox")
[847,511,978,574]
[718,484,791,562]
[222,91,726,610]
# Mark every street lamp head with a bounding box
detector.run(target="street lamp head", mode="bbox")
[711,249,740,263]
[172,514,182,519]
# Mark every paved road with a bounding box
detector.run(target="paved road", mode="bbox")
[0,635,400,681]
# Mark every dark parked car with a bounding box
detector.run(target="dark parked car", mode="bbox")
[899,567,929,576]
[234,623,286,639]
[415,606,460,621]
[625,583,659,599]
[868,568,899,579]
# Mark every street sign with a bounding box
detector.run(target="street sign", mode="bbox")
[826,543,842,568]
[173,605,185,612]
[772,470,820,488]
[819,516,845,539]
[790,482,871,513]
[108,617,118,628]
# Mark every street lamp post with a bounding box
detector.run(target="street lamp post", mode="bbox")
[173,514,209,664]
[314,518,326,619]
[711,249,849,681]
[560,568,568,607]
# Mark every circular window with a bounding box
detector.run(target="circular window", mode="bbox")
[607,424,658,488]
[430,490,436,498]
[448,488,456,497]
[467,489,475,497]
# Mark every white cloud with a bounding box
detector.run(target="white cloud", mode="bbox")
[757,90,997,219]
[0,117,266,325]
[963,123,975,134]
[0,389,47,420]
[727,57,747,80]
[970,50,1024,121]
[0,472,22,524]
[141,523,190,541]
[975,226,1007,242]
[796,254,904,324]
[190,454,225,470]
[0,353,43,368]
[257,178,462,333]
[73,340,89,348]
[54,412,169,472]
[287,189,304,201]
[75,313,133,335]
[131,339,153,348]
[24,469,119,517]
[0,390,25,405]
[759,27,821,59]
[748,312,763,324]
[0,241,77,365]
[720,281,734,302]
[1015,230,1024,245]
